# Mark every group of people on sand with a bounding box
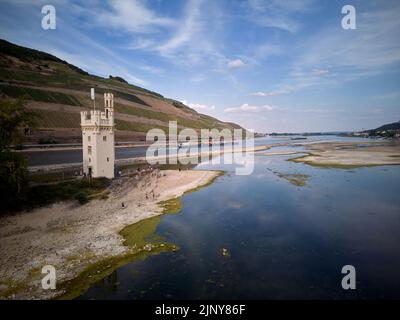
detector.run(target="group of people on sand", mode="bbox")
[121,165,160,209]
[122,165,155,178]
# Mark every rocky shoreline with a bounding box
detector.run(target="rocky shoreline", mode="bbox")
[0,169,222,300]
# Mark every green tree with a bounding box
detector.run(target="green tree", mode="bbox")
[0,97,36,213]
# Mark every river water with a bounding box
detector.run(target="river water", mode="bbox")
[78,137,400,299]
[25,135,366,166]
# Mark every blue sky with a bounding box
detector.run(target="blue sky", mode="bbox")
[0,0,399,132]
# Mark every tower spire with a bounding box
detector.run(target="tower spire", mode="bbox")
[90,88,95,111]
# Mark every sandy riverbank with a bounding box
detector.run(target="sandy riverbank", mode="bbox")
[289,140,400,168]
[0,169,221,300]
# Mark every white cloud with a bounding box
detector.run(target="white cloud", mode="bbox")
[247,0,316,33]
[295,5,400,75]
[254,43,283,61]
[227,59,246,70]
[190,75,206,82]
[182,100,215,111]
[250,90,288,97]
[311,68,329,76]
[263,4,400,97]
[373,91,400,100]
[97,0,175,33]
[157,0,203,54]
[298,108,345,114]
[224,103,276,113]
[126,38,157,50]
[138,65,164,74]
[125,0,228,69]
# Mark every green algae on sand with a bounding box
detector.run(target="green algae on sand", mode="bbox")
[57,217,178,300]
[271,169,310,187]
[56,170,224,300]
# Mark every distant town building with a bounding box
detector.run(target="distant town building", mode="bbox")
[80,93,115,178]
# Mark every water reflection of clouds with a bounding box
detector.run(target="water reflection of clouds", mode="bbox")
[256,210,276,223]
[291,168,400,256]
[88,142,400,299]
[227,201,242,209]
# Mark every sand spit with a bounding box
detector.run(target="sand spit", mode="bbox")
[0,170,221,300]
[289,141,400,168]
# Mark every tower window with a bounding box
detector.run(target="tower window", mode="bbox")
[88,136,91,142]
[106,109,109,119]
[89,158,91,163]
[107,157,109,162]
[88,146,92,155]
[103,136,107,142]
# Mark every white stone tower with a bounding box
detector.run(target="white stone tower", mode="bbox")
[80,92,115,179]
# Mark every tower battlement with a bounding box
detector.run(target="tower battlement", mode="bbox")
[80,93,114,127]
[80,110,114,127]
